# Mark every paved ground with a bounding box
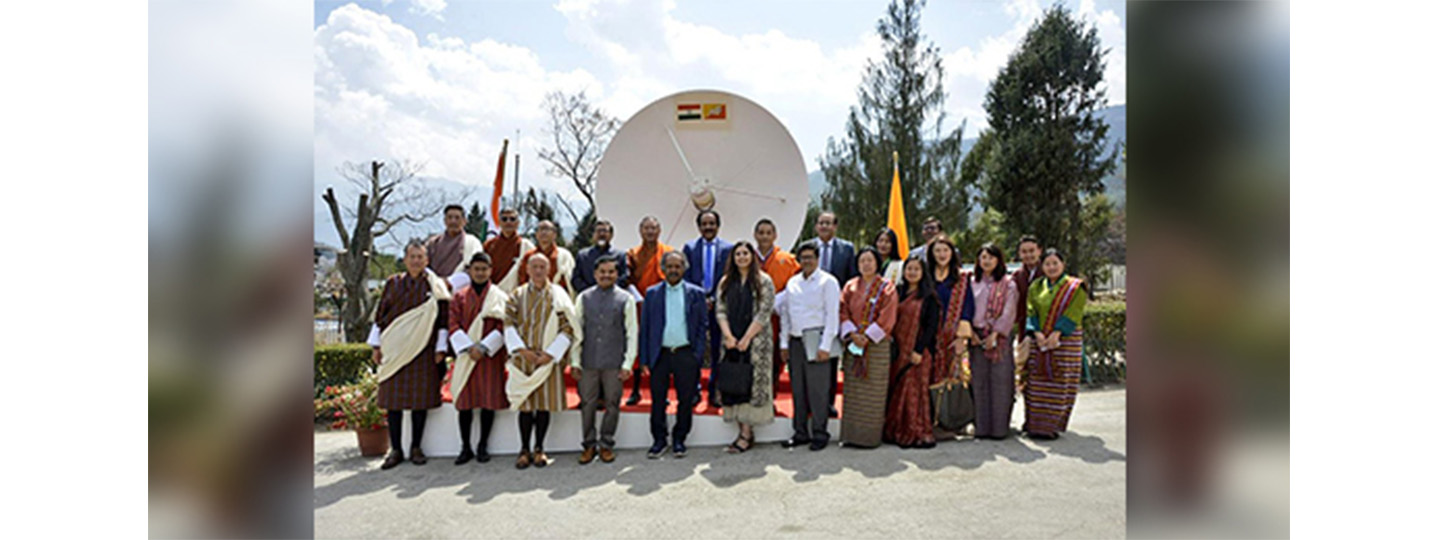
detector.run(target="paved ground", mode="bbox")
[315,388,1126,539]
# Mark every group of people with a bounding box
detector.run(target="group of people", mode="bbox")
[366,204,1088,471]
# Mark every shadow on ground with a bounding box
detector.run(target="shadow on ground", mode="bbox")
[314,426,1124,509]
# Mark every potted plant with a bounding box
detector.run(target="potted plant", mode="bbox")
[318,371,388,457]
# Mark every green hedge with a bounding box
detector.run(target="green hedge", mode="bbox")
[1082,301,1126,385]
[315,343,373,395]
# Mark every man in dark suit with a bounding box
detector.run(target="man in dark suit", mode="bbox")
[804,210,856,418]
[682,209,733,409]
[571,219,630,294]
[638,251,709,459]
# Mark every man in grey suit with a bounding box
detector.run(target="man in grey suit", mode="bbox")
[908,216,943,261]
[804,210,856,418]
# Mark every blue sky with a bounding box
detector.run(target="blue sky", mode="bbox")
[313,0,1125,215]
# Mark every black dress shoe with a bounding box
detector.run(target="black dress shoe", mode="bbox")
[475,448,491,463]
[782,437,811,449]
[809,439,829,451]
[454,448,474,465]
[381,450,405,470]
[409,447,428,465]
[625,394,642,406]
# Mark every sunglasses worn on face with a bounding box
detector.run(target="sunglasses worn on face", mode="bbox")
[501,216,517,222]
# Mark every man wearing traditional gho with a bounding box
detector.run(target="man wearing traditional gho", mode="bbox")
[570,219,631,294]
[517,220,577,298]
[503,255,576,469]
[624,215,674,405]
[837,247,898,449]
[446,252,510,465]
[803,211,855,419]
[753,218,800,400]
[484,208,535,294]
[778,243,841,451]
[426,204,485,291]
[1021,248,1088,440]
[569,255,638,464]
[638,251,708,459]
[369,240,452,470]
[682,209,733,410]
[1011,235,1044,344]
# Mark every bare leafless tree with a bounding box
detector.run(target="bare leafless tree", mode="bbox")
[538,90,618,228]
[321,160,470,342]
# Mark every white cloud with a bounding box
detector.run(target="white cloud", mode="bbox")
[943,0,1126,134]
[554,0,881,166]
[314,3,599,198]
[381,0,448,21]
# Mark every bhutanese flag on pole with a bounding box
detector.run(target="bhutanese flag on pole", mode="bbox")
[487,139,509,238]
[887,150,910,254]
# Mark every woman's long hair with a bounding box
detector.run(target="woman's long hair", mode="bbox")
[719,240,764,299]
[926,234,962,282]
[971,242,1008,282]
[873,228,903,264]
[896,255,936,301]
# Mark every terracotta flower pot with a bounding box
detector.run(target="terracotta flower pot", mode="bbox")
[355,426,389,457]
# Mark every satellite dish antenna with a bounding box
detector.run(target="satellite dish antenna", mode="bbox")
[596,89,810,251]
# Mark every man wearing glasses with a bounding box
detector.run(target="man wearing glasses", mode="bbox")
[484,208,535,294]
[908,217,943,261]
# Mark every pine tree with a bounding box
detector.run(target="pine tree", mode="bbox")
[464,201,488,240]
[974,4,1119,281]
[818,0,966,249]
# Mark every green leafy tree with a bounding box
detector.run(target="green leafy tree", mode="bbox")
[818,0,967,249]
[972,4,1119,281]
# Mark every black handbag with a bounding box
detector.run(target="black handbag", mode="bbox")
[931,381,975,433]
[715,348,753,406]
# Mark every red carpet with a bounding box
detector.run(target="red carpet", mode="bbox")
[443,366,845,418]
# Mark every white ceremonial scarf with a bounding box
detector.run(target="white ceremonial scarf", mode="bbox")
[449,284,509,404]
[553,247,577,298]
[504,282,575,409]
[377,269,453,383]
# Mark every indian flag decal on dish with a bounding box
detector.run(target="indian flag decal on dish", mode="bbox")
[677,103,702,121]
[677,102,727,122]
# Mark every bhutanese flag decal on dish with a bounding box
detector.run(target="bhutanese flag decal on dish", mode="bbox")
[677,102,729,127]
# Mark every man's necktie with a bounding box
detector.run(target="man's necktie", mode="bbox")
[703,241,714,290]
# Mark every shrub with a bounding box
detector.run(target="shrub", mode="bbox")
[1083,300,1126,384]
[315,343,372,396]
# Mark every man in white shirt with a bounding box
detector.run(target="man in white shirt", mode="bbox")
[778,243,841,451]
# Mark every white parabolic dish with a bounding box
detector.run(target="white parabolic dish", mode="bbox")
[595,89,810,251]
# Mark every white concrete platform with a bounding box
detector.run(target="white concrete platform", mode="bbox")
[397,407,841,456]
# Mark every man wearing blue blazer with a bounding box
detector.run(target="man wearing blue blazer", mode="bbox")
[638,251,710,459]
[804,210,857,419]
[682,209,733,410]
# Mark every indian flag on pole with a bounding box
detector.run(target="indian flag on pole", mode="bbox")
[887,150,910,254]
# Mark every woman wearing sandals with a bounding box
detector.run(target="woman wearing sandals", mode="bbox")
[716,241,776,453]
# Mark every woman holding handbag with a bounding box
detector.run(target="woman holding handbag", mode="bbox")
[838,247,898,448]
[968,243,1020,439]
[715,241,776,453]
[926,236,976,437]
